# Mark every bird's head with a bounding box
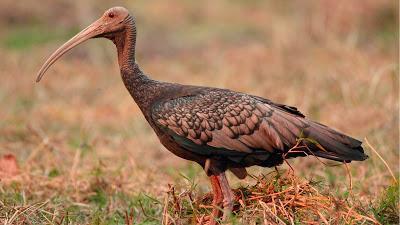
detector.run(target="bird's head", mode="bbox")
[36,6,133,82]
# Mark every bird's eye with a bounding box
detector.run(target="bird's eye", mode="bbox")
[108,12,115,18]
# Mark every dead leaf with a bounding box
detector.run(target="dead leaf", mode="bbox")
[0,154,19,179]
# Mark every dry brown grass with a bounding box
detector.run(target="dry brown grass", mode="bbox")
[0,0,398,224]
[163,170,380,225]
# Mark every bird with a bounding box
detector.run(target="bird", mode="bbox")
[36,6,368,222]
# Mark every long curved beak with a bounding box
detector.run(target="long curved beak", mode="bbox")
[36,19,104,82]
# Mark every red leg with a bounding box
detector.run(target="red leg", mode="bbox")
[209,175,223,224]
[216,172,234,220]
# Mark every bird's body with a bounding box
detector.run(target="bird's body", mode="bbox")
[36,6,368,222]
[121,61,366,178]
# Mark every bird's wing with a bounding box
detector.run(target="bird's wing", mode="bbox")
[151,89,308,160]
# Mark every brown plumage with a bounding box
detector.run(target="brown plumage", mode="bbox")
[36,7,368,222]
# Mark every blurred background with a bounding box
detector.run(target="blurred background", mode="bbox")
[0,0,398,223]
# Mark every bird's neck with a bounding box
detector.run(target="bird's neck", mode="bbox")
[120,64,155,105]
[113,18,165,119]
[120,65,167,123]
[114,16,136,71]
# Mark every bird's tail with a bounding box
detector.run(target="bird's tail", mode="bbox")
[299,121,368,162]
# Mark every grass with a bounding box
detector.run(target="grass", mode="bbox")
[0,190,162,224]
[372,182,399,224]
[1,171,397,224]
[0,0,398,224]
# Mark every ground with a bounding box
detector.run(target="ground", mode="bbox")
[0,0,398,224]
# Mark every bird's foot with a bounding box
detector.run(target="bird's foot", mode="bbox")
[208,172,235,224]
[209,175,223,223]
[216,172,235,222]
[199,215,219,225]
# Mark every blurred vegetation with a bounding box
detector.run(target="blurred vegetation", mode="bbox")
[0,0,398,224]
[372,182,399,224]
[3,26,79,50]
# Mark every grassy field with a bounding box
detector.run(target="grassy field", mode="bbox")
[0,0,398,224]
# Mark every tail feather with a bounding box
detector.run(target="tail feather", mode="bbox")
[302,121,368,162]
